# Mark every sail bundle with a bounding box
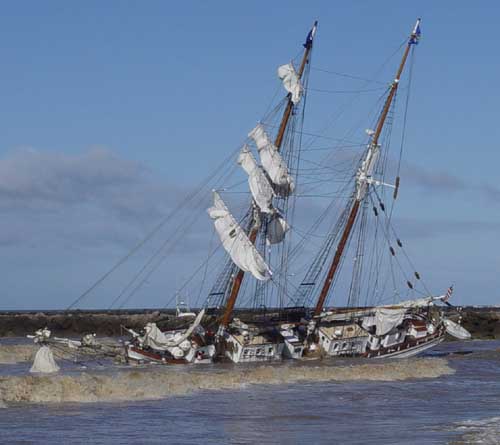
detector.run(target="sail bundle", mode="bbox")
[278,63,303,104]
[238,146,275,214]
[248,124,295,196]
[208,191,272,281]
[208,60,302,281]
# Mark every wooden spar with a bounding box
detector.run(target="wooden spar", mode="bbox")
[220,228,258,327]
[220,21,317,327]
[313,20,420,317]
[275,21,316,148]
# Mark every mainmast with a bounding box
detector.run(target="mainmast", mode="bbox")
[313,19,421,317]
[220,21,318,327]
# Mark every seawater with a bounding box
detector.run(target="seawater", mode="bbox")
[0,340,498,444]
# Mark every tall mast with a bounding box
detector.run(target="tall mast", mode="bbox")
[313,19,421,317]
[220,21,318,327]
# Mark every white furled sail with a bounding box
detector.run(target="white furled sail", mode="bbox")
[278,63,303,104]
[238,145,275,214]
[208,191,272,281]
[248,124,295,195]
[267,213,290,245]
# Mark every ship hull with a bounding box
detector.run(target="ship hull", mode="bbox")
[126,344,214,365]
[366,332,446,359]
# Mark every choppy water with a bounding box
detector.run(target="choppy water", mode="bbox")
[0,339,498,444]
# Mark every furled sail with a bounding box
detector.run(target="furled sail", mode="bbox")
[267,213,290,245]
[248,124,295,195]
[278,63,303,104]
[208,191,272,281]
[238,145,275,214]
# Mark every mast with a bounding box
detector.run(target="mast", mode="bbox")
[313,19,421,317]
[220,21,318,327]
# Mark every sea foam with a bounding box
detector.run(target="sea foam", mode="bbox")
[0,357,454,404]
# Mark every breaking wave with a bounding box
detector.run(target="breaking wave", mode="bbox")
[0,357,453,404]
[452,416,500,444]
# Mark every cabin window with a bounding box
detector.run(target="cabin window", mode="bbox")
[333,343,339,351]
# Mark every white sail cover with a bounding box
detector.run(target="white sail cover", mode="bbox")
[141,309,206,351]
[30,346,60,373]
[267,213,290,245]
[238,145,275,213]
[208,192,272,281]
[374,308,406,336]
[278,63,303,104]
[248,124,294,195]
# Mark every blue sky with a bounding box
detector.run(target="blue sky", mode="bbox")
[0,1,498,309]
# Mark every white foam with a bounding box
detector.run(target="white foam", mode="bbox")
[453,417,500,444]
[0,357,454,404]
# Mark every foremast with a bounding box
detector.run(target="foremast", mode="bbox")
[220,21,318,327]
[313,19,421,317]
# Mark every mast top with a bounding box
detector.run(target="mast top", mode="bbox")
[304,20,318,49]
[409,18,422,45]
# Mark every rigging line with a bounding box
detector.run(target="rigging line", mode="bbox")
[148,229,225,311]
[389,47,415,222]
[110,195,209,310]
[300,143,365,152]
[306,84,391,176]
[386,218,432,296]
[369,189,429,295]
[220,179,247,191]
[298,39,407,155]
[262,122,364,145]
[311,66,387,85]
[65,147,240,311]
[282,59,311,284]
[110,161,241,309]
[306,86,388,94]
[125,206,252,310]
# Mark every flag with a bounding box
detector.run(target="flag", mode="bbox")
[443,285,453,302]
[304,21,318,49]
[409,20,421,45]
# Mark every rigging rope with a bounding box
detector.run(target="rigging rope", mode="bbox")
[66,145,241,310]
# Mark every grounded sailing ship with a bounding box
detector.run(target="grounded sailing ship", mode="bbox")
[119,18,470,366]
[28,19,470,371]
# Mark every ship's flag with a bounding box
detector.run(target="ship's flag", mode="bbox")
[443,285,453,302]
[409,21,422,45]
[304,21,318,48]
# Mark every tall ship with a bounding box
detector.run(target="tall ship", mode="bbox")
[28,19,470,369]
[204,18,470,364]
